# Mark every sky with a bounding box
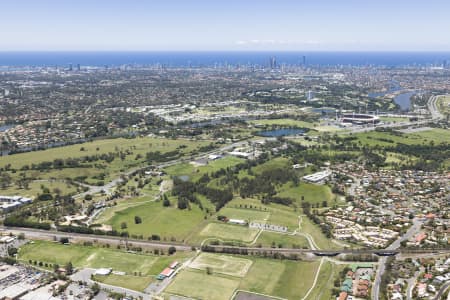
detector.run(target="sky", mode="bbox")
[1,0,450,51]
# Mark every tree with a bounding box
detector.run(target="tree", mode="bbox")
[91,283,100,296]
[120,222,127,229]
[134,216,142,224]
[163,198,171,207]
[65,262,73,275]
[168,246,177,255]
[7,247,17,257]
[59,237,69,244]
[206,266,213,275]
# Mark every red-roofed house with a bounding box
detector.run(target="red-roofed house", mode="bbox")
[160,267,174,278]
[415,232,427,244]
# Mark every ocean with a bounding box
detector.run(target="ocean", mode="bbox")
[0,51,449,67]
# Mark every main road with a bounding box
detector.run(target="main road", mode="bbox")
[372,218,424,300]
[427,95,445,120]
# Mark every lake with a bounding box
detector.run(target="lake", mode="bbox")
[393,92,415,111]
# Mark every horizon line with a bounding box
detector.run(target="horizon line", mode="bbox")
[1,50,450,53]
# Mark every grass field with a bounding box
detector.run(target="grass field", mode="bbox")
[93,274,152,291]
[379,116,409,123]
[251,157,290,175]
[198,223,260,243]
[301,216,338,250]
[276,182,335,206]
[168,256,321,300]
[189,253,253,277]
[166,269,240,300]
[106,200,206,241]
[0,137,212,191]
[165,156,245,182]
[218,207,270,222]
[255,231,310,249]
[227,198,300,230]
[18,240,190,276]
[412,128,450,143]
[354,129,450,147]
[239,258,320,299]
[437,95,450,116]
[306,261,346,300]
[0,180,78,198]
[0,137,209,169]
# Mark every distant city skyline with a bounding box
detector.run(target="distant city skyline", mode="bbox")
[1,0,450,51]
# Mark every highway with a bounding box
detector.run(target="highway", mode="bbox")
[427,95,445,120]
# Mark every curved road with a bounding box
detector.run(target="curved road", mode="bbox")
[434,281,450,300]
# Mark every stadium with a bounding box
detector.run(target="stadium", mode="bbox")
[340,113,380,124]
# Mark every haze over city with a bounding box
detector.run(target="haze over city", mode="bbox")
[1,0,450,51]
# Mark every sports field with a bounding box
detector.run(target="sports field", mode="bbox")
[93,274,152,291]
[165,269,240,300]
[18,240,189,276]
[189,253,253,277]
[168,255,321,300]
[199,223,260,243]
[239,258,320,299]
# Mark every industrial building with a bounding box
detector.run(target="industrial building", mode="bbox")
[303,170,332,183]
[0,196,33,213]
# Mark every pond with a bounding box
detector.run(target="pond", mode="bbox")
[257,128,306,137]
[178,175,190,182]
